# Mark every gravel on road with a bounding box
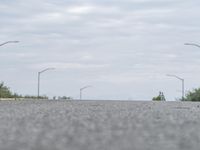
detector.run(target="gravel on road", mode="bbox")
[0,100,200,150]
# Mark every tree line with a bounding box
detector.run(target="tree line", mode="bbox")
[0,82,71,100]
[0,82,47,99]
[152,88,200,101]
[1,81,200,101]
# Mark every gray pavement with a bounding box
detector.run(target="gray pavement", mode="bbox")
[0,100,200,150]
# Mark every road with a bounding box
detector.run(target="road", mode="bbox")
[0,100,200,150]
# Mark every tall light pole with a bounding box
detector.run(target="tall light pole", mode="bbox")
[80,85,92,100]
[38,68,55,99]
[0,41,19,99]
[167,74,185,101]
[0,41,19,47]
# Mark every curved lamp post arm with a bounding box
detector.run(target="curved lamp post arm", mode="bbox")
[80,85,92,91]
[184,43,200,48]
[39,68,55,74]
[166,74,184,81]
[0,41,19,47]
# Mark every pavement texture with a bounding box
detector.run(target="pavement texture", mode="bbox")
[0,100,200,150]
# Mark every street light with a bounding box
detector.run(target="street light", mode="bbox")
[0,41,19,47]
[166,74,185,100]
[184,43,200,48]
[80,85,92,100]
[37,68,55,98]
[0,41,19,99]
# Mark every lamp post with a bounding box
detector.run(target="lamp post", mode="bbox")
[37,68,55,99]
[80,85,92,100]
[0,41,19,99]
[0,41,19,47]
[167,74,185,101]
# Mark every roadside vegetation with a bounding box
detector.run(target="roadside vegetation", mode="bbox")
[0,81,47,99]
[152,91,166,101]
[182,88,200,102]
[2,82,200,101]
[0,82,71,100]
[152,88,200,101]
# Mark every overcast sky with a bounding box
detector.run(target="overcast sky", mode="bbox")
[1,0,200,100]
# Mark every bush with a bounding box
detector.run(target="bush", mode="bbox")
[0,82,14,98]
[184,88,200,101]
[152,91,166,101]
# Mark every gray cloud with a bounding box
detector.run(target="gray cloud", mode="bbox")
[0,0,200,100]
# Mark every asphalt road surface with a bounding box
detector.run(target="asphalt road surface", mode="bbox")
[0,100,200,150]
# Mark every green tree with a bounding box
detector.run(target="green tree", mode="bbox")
[23,95,48,99]
[0,82,49,99]
[58,96,73,100]
[183,88,200,101]
[152,91,166,101]
[0,82,14,98]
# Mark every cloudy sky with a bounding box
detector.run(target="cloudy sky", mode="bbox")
[0,0,200,100]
